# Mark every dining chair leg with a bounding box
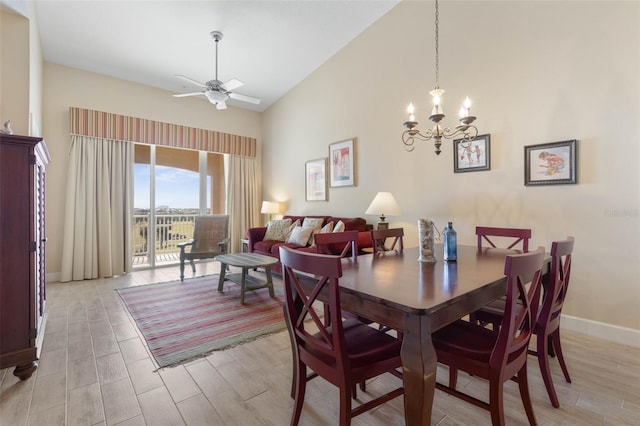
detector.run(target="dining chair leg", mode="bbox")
[291,361,306,426]
[517,365,537,426]
[448,367,459,389]
[536,330,560,408]
[489,379,506,426]
[552,329,572,383]
[339,386,352,426]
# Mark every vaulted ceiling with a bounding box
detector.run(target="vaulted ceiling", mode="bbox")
[29,1,399,112]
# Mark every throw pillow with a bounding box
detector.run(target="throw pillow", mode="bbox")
[283,219,301,242]
[264,218,293,242]
[333,220,345,233]
[288,226,314,246]
[320,221,334,233]
[303,217,325,247]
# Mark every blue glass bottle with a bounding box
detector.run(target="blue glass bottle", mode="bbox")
[443,221,457,261]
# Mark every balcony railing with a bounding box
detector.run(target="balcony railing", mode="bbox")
[133,213,198,265]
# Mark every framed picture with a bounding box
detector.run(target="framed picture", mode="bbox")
[305,158,328,201]
[454,134,491,173]
[524,140,577,186]
[329,138,356,187]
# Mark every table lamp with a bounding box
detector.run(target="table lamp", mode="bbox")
[365,192,401,230]
[261,201,280,224]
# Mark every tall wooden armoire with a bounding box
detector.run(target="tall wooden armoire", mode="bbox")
[0,133,50,380]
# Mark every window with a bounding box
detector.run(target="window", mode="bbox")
[133,145,225,267]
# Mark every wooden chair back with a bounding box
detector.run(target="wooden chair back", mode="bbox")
[493,247,545,374]
[371,228,404,254]
[177,215,229,281]
[314,230,359,263]
[191,215,229,253]
[476,226,531,252]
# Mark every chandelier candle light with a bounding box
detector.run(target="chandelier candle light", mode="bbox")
[402,0,479,155]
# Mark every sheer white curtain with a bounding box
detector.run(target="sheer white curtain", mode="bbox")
[226,155,261,253]
[60,135,134,282]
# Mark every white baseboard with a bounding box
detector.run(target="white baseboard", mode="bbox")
[46,272,61,283]
[561,314,640,349]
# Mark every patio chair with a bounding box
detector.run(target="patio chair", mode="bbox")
[178,215,229,281]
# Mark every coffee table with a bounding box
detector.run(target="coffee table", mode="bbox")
[215,253,278,304]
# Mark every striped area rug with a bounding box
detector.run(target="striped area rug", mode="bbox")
[117,275,285,368]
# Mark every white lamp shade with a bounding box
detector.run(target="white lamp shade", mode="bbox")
[365,192,401,218]
[261,201,281,214]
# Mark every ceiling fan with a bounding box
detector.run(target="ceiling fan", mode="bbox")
[173,31,261,110]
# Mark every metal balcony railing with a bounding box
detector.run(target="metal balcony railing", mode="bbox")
[133,213,198,265]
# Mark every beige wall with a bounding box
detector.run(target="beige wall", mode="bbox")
[262,1,640,331]
[0,9,30,135]
[42,62,262,277]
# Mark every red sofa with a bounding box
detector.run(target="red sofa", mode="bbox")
[245,215,373,273]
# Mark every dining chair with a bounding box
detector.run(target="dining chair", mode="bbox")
[472,237,575,408]
[432,247,545,426]
[177,215,229,281]
[476,226,532,252]
[371,227,404,254]
[314,229,359,263]
[279,246,404,426]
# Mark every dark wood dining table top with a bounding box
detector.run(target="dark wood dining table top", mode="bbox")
[334,244,525,332]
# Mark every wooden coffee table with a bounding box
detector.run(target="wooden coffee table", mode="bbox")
[215,253,278,304]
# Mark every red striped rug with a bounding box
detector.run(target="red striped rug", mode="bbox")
[117,275,285,368]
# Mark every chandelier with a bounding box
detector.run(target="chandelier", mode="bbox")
[402,0,478,156]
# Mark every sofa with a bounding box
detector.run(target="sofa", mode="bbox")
[246,215,373,273]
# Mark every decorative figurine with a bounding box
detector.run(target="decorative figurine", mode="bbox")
[418,218,437,262]
[0,120,13,135]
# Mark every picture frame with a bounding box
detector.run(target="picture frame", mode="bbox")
[524,140,577,186]
[329,138,356,187]
[305,158,328,201]
[454,134,491,173]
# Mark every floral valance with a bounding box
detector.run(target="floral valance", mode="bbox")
[69,107,256,157]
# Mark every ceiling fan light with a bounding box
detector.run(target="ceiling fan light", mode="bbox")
[205,90,229,104]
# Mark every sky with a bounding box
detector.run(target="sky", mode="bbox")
[134,164,203,209]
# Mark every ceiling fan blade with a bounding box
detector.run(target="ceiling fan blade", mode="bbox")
[229,92,261,105]
[175,74,207,88]
[173,92,205,98]
[216,101,227,110]
[220,78,244,91]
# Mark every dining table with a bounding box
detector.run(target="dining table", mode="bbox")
[293,244,547,425]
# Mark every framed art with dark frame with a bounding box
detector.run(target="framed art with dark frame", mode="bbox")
[524,139,577,186]
[454,134,491,173]
[305,158,328,201]
[329,138,356,187]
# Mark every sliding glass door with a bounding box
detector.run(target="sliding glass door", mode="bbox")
[133,144,225,268]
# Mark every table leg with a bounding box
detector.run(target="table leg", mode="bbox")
[217,263,227,292]
[240,268,248,304]
[401,316,437,425]
[265,266,275,297]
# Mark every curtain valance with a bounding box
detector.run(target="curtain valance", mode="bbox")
[69,107,256,157]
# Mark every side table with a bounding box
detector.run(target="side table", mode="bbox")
[215,253,278,304]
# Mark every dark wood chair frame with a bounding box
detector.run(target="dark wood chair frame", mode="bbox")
[314,229,359,263]
[280,247,404,426]
[476,226,532,252]
[432,247,546,426]
[371,227,404,254]
[474,237,575,408]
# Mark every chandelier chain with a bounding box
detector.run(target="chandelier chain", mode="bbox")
[434,0,439,89]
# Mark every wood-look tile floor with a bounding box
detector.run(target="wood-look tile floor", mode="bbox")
[1,261,639,425]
